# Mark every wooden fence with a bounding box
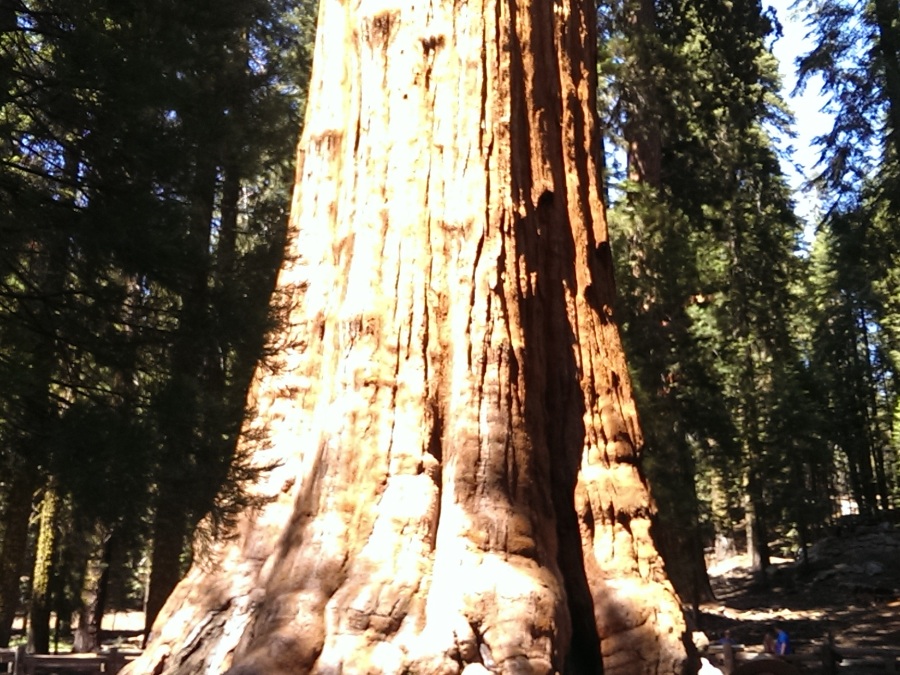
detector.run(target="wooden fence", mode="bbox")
[0,647,139,674]
[709,636,900,674]
[5,640,898,674]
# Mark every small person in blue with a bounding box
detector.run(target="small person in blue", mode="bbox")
[767,624,792,656]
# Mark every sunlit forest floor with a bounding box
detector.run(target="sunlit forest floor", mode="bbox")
[700,524,900,671]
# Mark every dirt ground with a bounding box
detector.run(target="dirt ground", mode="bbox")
[696,524,900,672]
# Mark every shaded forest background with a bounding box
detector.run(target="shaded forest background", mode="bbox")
[1,0,898,654]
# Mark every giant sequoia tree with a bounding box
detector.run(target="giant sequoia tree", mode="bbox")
[126,0,689,672]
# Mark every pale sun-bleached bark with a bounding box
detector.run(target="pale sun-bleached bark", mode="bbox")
[124,0,689,672]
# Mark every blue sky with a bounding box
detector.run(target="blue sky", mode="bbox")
[766,0,833,227]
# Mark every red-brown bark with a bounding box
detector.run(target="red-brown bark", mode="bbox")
[125,0,689,672]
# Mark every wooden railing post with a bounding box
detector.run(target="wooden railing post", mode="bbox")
[107,647,124,673]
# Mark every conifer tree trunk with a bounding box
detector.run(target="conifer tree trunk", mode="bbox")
[126,0,689,672]
[27,484,60,654]
[0,470,38,647]
[73,530,115,653]
[20,216,71,655]
[144,486,192,642]
[624,0,662,188]
[144,160,218,637]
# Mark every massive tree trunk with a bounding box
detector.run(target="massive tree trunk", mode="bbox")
[126,0,689,673]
